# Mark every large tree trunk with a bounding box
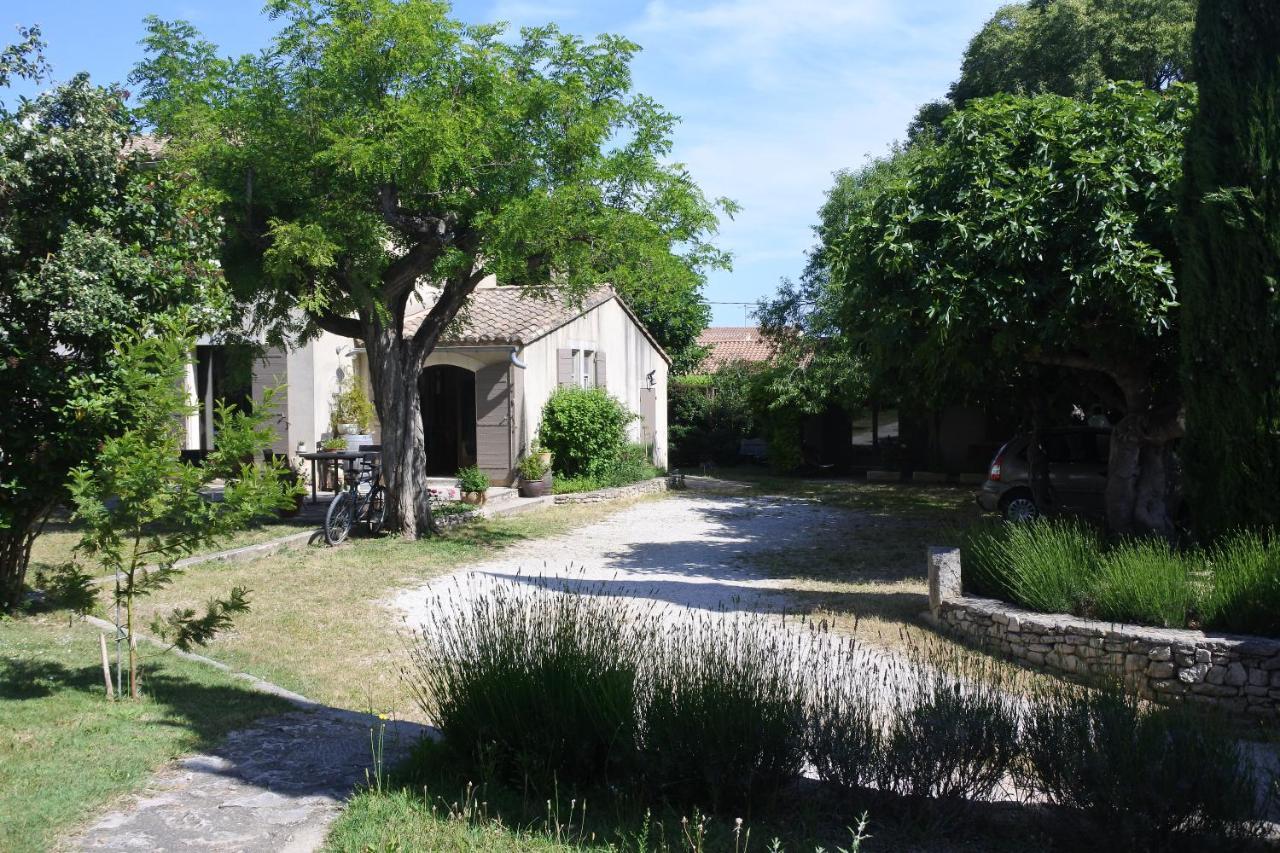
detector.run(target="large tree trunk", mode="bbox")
[1104,374,1182,540]
[1033,354,1181,539]
[364,323,436,539]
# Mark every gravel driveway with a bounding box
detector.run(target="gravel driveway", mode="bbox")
[393,491,853,622]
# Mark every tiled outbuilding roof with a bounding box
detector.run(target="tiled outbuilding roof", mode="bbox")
[696,327,775,371]
[405,286,669,364]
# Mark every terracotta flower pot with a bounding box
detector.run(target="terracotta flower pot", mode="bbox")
[461,490,487,507]
[518,477,549,498]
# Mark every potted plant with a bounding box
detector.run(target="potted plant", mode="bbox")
[517,453,551,498]
[457,465,490,506]
[319,436,348,491]
[330,377,375,446]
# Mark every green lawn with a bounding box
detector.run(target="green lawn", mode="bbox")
[123,498,660,717]
[0,614,292,853]
[28,515,318,583]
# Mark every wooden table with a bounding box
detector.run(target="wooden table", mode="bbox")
[297,451,380,504]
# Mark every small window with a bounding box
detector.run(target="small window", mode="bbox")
[574,349,594,388]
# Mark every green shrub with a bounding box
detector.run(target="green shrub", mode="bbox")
[638,613,809,811]
[1022,684,1264,845]
[538,387,635,478]
[406,581,645,789]
[808,641,1020,829]
[551,444,659,494]
[962,520,1280,636]
[1199,530,1280,636]
[1093,538,1193,627]
[805,640,891,797]
[961,519,1101,615]
[456,465,490,493]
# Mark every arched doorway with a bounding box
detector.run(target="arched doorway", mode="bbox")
[419,365,477,475]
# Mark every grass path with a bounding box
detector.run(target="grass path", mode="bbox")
[0,615,293,853]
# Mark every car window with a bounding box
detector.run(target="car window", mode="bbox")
[1064,433,1096,463]
[1041,433,1071,463]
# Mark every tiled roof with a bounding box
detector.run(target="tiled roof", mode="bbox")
[405,286,614,346]
[696,327,775,370]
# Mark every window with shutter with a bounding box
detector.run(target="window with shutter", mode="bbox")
[556,348,574,388]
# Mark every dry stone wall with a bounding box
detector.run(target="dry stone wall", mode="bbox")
[928,547,1280,718]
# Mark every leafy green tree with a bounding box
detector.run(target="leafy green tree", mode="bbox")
[830,84,1194,536]
[130,0,732,537]
[1179,1,1280,538]
[755,156,907,420]
[70,320,295,699]
[910,0,1196,141]
[0,30,228,611]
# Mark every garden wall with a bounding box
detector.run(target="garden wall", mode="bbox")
[552,477,670,505]
[928,547,1280,718]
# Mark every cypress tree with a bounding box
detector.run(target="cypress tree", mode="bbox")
[1180,0,1280,539]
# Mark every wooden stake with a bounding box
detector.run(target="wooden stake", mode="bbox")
[99,634,114,700]
[129,632,140,699]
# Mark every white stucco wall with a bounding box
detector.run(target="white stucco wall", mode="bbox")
[284,331,355,452]
[520,297,669,469]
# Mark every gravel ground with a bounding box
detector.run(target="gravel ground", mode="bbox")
[392,492,850,621]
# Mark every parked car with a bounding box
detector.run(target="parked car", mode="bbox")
[977,428,1112,522]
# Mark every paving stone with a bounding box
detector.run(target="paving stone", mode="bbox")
[70,709,430,852]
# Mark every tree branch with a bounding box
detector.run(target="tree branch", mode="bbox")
[408,267,488,364]
[383,242,439,303]
[310,309,361,339]
[379,184,457,241]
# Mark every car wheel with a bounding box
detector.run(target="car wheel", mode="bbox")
[1002,494,1039,523]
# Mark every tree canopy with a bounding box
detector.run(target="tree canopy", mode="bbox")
[829,84,1194,534]
[910,0,1196,142]
[132,0,732,535]
[0,30,228,609]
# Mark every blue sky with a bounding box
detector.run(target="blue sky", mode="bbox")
[4,0,1003,326]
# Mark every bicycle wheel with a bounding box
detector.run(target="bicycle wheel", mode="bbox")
[324,491,354,545]
[367,486,386,535]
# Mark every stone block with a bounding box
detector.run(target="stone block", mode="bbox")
[1249,668,1268,687]
[1147,662,1175,679]
[1151,679,1187,695]
[1194,648,1212,664]
[927,547,961,612]
[1148,646,1172,662]
[1190,683,1240,698]
[1205,665,1227,686]
[1225,663,1249,687]
[1125,654,1147,673]
[1178,663,1210,684]
[1026,651,1045,666]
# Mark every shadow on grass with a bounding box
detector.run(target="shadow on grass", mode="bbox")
[344,738,1219,853]
[0,652,293,743]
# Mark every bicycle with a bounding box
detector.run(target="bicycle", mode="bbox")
[324,452,386,545]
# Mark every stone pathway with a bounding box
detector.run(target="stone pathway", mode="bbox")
[68,709,428,852]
